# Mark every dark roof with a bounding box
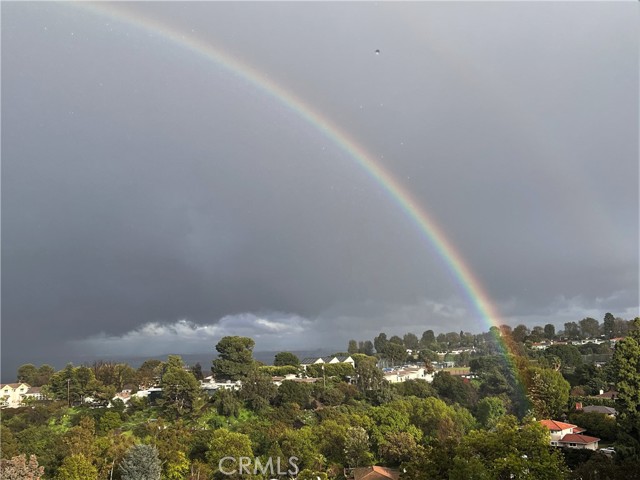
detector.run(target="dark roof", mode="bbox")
[596,389,618,399]
[300,357,322,365]
[582,405,617,415]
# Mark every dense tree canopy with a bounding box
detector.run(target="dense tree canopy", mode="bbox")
[211,336,256,381]
[612,317,640,442]
[4,320,640,478]
[274,352,300,367]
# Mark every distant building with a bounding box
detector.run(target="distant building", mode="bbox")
[200,376,242,393]
[300,355,355,369]
[595,388,618,400]
[0,383,31,408]
[347,466,400,480]
[539,420,600,450]
[24,387,45,402]
[581,405,617,417]
[383,366,433,384]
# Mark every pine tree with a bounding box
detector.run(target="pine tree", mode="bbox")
[119,444,162,480]
[612,317,640,442]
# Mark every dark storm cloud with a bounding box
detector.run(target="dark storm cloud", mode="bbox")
[2,2,637,378]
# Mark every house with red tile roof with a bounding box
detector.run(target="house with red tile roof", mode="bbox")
[539,420,600,450]
[348,466,400,480]
[557,433,600,450]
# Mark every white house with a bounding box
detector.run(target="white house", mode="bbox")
[539,420,600,450]
[23,386,45,402]
[0,383,31,408]
[200,376,242,392]
[383,367,433,384]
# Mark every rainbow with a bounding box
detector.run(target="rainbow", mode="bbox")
[70,4,510,343]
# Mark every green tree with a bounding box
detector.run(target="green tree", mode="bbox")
[445,331,461,347]
[279,426,324,471]
[373,333,388,354]
[613,317,631,338]
[523,367,570,419]
[97,411,122,435]
[529,326,544,343]
[0,426,20,459]
[14,425,61,476]
[191,362,204,381]
[420,330,436,348]
[512,325,529,343]
[449,416,568,480]
[382,342,407,365]
[212,336,256,381]
[362,341,375,356]
[611,317,640,441]
[315,419,349,464]
[579,317,600,339]
[94,432,136,480]
[348,340,359,354]
[407,396,476,442]
[206,429,253,479]
[564,321,581,340]
[352,354,384,392]
[119,444,162,480]
[276,380,311,407]
[48,364,81,404]
[378,431,418,465]
[603,313,615,339]
[403,333,420,350]
[92,362,135,391]
[393,379,436,399]
[62,416,97,460]
[432,371,476,408]
[298,469,328,480]
[17,364,38,385]
[55,454,98,480]
[213,388,242,417]
[155,421,193,480]
[544,324,556,340]
[344,427,373,468]
[239,369,277,412]
[136,359,163,388]
[160,356,201,417]
[476,397,506,430]
[274,352,300,367]
[544,344,583,371]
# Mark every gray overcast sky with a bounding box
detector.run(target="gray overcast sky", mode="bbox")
[2,2,638,377]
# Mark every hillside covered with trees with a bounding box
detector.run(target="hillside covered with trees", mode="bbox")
[2,315,639,479]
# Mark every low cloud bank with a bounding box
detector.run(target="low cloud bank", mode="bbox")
[70,293,638,357]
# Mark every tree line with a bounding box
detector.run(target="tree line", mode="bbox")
[1,318,639,479]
